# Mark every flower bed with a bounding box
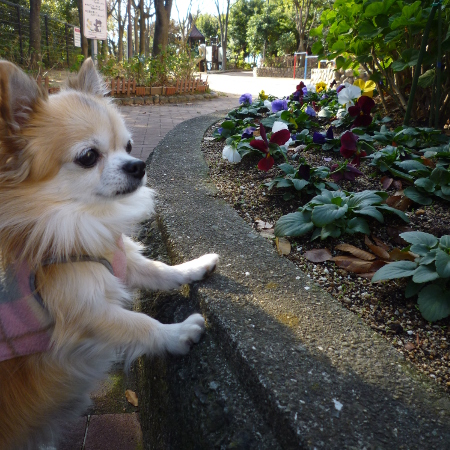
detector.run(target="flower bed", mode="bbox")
[202,81,450,393]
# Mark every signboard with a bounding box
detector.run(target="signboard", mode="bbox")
[82,0,107,40]
[73,27,81,47]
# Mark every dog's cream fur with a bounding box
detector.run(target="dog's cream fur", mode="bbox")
[0,59,218,449]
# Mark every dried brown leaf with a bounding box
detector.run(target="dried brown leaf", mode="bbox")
[125,390,138,407]
[405,342,415,351]
[276,237,291,255]
[304,248,332,263]
[333,256,374,273]
[393,180,403,190]
[335,244,376,261]
[389,248,416,262]
[369,260,388,272]
[372,236,390,251]
[381,176,393,190]
[386,193,412,211]
[420,156,435,168]
[366,244,390,260]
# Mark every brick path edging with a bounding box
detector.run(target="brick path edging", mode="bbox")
[112,92,219,106]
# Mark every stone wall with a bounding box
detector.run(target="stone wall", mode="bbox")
[253,64,317,79]
[310,67,371,87]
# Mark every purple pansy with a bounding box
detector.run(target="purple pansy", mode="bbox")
[305,105,316,117]
[313,127,334,145]
[271,99,288,113]
[330,163,363,181]
[217,127,223,135]
[241,126,256,139]
[239,93,252,105]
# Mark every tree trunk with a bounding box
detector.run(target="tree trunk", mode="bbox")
[293,0,311,53]
[134,8,139,55]
[139,0,145,55]
[77,0,89,58]
[215,0,230,71]
[29,0,42,68]
[153,0,172,56]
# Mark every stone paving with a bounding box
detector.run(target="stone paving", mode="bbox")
[120,96,240,161]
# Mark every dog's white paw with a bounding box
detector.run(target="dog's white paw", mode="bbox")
[163,313,206,355]
[178,253,219,285]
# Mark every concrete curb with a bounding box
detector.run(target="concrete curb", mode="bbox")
[142,114,450,449]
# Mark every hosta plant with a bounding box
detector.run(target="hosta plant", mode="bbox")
[265,162,339,199]
[274,189,409,241]
[372,232,450,322]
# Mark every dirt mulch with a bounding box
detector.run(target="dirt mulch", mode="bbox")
[201,123,450,395]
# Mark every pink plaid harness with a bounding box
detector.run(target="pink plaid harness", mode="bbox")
[0,237,127,362]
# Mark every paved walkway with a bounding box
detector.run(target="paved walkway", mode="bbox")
[121,96,240,161]
[207,71,302,99]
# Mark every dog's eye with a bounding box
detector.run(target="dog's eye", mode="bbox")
[76,149,100,168]
[126,141,132,154]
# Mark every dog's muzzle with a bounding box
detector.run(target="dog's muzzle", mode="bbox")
[122,160,146,180]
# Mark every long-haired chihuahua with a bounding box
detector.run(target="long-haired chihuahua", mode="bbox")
[0,58,218,449]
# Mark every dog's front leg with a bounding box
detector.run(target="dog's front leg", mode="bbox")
[123,236,218,291]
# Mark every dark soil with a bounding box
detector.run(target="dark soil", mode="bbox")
[201,121,450,395]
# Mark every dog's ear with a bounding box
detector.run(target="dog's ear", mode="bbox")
[67,57,107,96]
[0,60,45,134]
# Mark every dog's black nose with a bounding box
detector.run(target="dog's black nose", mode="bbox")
[122,160,146,179]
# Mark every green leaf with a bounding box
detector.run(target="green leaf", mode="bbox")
[274,211,314,237]
[310,24,323,37]
[430,167,450,185]
[412,265,439,283]
[364,1,385,17]
[346,217,370,234]
[405,279,421,298]
[391,60,409,72]
[402,1,421,19]
[404,186,433,205]
[418,69,436,88]
[278,163,295,175]
[335,56,346,69]
[276,179,294,188]
[418,284,450,322]
[384,29,403,43]
[439,235,450,249]
[400,231,438,247]
[320,223,342,240]
[419,249,437,265]
[354,206,384,222]
[311,204,348,227]
[318,108,333,118]
[311,41,324,55]
[371,261,418,282]
[292,179,310,191]
[221,120,235,130]
[358,21,381,38]
[435,249,450,278]
[414,177,436,192]
[376,205,410,222]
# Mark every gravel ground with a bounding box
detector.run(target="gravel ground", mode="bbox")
[201,122,450,395]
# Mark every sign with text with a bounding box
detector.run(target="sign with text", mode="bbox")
[82,0,107,40]
[73,27,81,47]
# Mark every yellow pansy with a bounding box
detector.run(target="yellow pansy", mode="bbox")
[315,81,327,93]
[353,79,376,98]
[259,90,268,100]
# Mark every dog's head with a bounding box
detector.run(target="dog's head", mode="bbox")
[0,59,154,266]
